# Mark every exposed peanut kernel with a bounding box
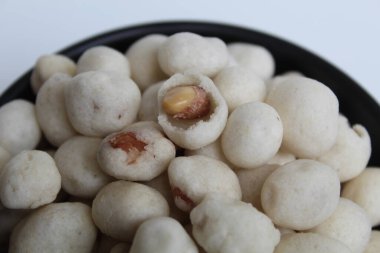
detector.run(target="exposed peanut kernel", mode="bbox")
[172,186,195,208]
[162,85,210,120]
[109,132,147,164]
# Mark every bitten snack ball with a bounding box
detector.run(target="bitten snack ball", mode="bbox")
[318,115,371,182]
[92,181,169,242]
[274,233,352,253]
[65,71,141,137]
[158,32,228,76]
[228,42,275,80]
[213,66,267,112]
[55,136,112,198]
[31,54,76,93]
[98,121,176,181]
[36,73,77,147]
[190,194,280,253]
[222,102,283,169]
[77,46,130,78]
[9,202,97,253]
[158,72,228,150]
[0,99,41,155]
[126,34,167,90]
[309,198,371,253]
[168,155,242,212]
[342,168,380,226]
[129,217,198,253]
[0,150,61,209]
[261,159,340,230]
[364,231,380,253]
[266,76,339,158]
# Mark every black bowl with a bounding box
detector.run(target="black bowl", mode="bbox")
[1,21,379,234]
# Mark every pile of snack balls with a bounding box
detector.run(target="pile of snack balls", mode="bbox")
[0,32,379,253]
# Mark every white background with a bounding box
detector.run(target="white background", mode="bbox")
[0,0,379,102]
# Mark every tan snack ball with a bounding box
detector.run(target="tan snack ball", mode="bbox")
[364,231,380,253]
[228,42,275,80]
[318,115,371,182]
[0,99,41,155]
[0,150,61,209]
[213,66,267,112]
[92,180,169,242]
[274,232,352,253]
[77,46,130,78]
[168,155,242,212]
[221,102,283,169]
[30,54,76,93]
[97,121,176,181]
[237,164,279,211]
[65,71,141,137]
[138,81,164,122]
[129,217,198,253]
[261,159,340,230]
[126,34,167,90]
[9,202,97,253]
[35,73,77,147]
[158,32,228,77]
[157,71,228,150]
[309,198,371,253]
[190,194,280,253]
[266,76,339,158]
[342,168,380,226]
[55,136,112,198]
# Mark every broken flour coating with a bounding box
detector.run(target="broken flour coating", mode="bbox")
[168,155,241,212]
[65,71,141,137]
[158,72,228,150]
[97,121,176,181]
[190,194,280,253]
[129,217,198,253]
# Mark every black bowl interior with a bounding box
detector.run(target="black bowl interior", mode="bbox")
[1,21,379,236]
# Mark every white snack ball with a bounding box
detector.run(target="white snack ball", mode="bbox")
[129,217,198,253]
[222,102,283,169]
[31,54,76,93]
[9,202,97,253]
[237,164,279,211]
[0,99,41,155]
[364,231,380,253]
[342,168,380,226]
[138,81,163,122]
[158,71,228,150]
[92,180,169,242]
[309,198,371,253]
[0,150,61,209]
[55,136,112,198]
[126,34,167,90]
[168,155,241,212]
[65,71,141,137]
[318,115,371,182]
[266,76,339,158]
[274,232,352,253]
[228,42,275,80]
[158,32,228,76]
[36,73,77,147]
[77,46,130,78]
[261,159,340,230]
[110,243,131,253]
[213,66,266,112]
[190,194,280,253]
[97,121,176,181]
[266,71,303,93]
[144,172,188,224]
